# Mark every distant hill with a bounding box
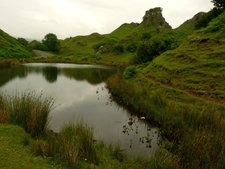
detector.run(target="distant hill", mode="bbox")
[59,7,208,64]
[59,7,173,63]
[0,29,33,58]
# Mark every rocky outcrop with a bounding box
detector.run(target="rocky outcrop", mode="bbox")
[141,7,171,30]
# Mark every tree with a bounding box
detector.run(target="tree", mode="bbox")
[132,33,176,64]
[42,33,59,53]
[212,0,225,9]
[17,38,28,47]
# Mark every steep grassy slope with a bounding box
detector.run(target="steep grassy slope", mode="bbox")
[0,29,33,58]
[143,11,225,103]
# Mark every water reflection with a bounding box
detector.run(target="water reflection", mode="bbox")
[0,63,160,157]
[42,67,58,83]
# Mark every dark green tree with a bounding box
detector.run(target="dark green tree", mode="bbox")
[17,38,28,47]
[42,33,59,53]
[212,0,225,9]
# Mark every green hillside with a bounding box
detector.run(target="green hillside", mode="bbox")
[59,8,173,64]
[58,7,207,65]
[0,29,33,58]
[143,11,225,104]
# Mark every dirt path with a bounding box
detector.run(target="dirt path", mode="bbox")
[141,73,225,106]
[33,50,50,59]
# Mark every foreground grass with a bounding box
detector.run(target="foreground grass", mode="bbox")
[0,92,179,169]
[0,124,66,169]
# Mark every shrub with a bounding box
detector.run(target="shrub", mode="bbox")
[212,0,225,9]
[141,32,152,41]
[133,35,175,64]
[123,66,137,79]
[6,92,53,137]
[113,45,124,54]
[28,40,47,51]
[205,11,225,32]
[126,43,137,53]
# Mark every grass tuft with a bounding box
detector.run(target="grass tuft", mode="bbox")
[3,92,53,137]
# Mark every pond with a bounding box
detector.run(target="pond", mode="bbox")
[0,63,160,157]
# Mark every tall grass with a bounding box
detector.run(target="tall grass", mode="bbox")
[5,92,53,137]
[0,94,7,123]
[33,123,98,168]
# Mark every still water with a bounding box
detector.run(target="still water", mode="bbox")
[0,63,160,157]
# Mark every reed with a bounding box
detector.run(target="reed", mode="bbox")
[6,92,53,137]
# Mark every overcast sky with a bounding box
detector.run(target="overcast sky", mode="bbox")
[0,0,213,40]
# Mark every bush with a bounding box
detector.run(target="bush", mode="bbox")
[28,40,47,51]
[205,11,225,32]
[212,0,225,9]
[17,38,28,47]
[126,43,138,53]
[113,45,124,54]
[123,66,137,79]
[195,8,223,29]
[133,35,175,64]
[141,32,152,41]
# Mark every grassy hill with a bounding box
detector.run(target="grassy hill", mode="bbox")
[58,7,206,65]
[142,11,225,103]
[0,29,33,58]
[105,11,225,169]
[58,8,173,63]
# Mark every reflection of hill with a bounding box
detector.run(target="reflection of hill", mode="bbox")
[42,67,58,83]
[0,66,29,87]
[0,64,115,88]
[62,68,115,85]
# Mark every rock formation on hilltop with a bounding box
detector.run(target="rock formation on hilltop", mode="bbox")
[142,7,172,29]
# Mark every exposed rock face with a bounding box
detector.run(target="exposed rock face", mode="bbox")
[142,7,171,29]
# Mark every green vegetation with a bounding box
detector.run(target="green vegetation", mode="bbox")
[4,92,53,137]
[17,37,29,47]
[28,40,48,51]
[123,66,137,79]
[105,10,225,169]
[43,33,60,53]
[107,72,225,169]
[1,3,225,169]
[212,0,225,9]
[195,8,223,29]
[0,29,33,58]
[0,124,66,169]
[0,92,179,169]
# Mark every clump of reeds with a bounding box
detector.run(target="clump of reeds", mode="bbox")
[6,92,53,137]
[0,94,7,123]
[33,123,98,168]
